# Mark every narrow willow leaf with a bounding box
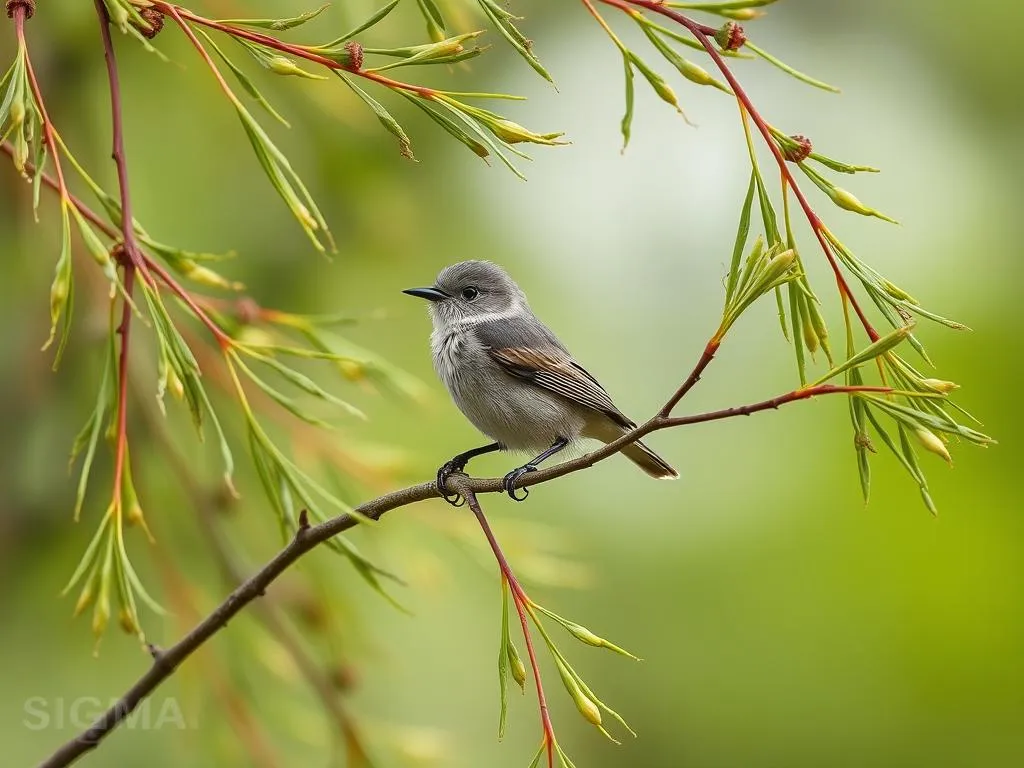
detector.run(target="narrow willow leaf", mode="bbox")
[477,0,554,83]
[199,30,291,127]
[416,0,447,40]
[62,515,112,595]
[217,4,330,31]
[641,27,731,93]
[724,172,756,305]
[43,203,74,369]
[337,73,414,160]
[788,283,807,385]
[116,533,167,615]
[321,0,402,47]
[237,108,334,252]
[497,579,511,739]
[70,345,113,521]
[431,97,527,180]
[400,91,490,159]
[806,152,879,175]
[248,351,367,420]
[812,324,915,386]
[621,55,635,152]
[745,42,840,92]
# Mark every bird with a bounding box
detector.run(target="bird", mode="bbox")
[404,260,677,502]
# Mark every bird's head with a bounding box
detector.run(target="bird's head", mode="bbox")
[403,260,526,327]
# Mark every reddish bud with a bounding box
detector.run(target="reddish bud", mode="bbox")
[136,7,164,39]
[6,0,35,20]
[784,134,813,163]
[343,41,364,71]
[714,21,747,52]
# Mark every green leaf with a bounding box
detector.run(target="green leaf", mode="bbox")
[812,324,915,386]
[320,0,403,47]
[217,4,330,31]
[400,91,490,160]
[70,343,114,521]
[745,41,840,93]
[621,54,635,152]
[497,579,511,739]
[43,203,74,369]
[476,0,554,83]
[724,172,756,306]
[200,29,291,127]
[338,73,415,160]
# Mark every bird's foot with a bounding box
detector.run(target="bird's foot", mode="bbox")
[502,464,537,502]
[436,460,467,507]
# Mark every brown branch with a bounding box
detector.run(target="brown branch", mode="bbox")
[35,380,883,768]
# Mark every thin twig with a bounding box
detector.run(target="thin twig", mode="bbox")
[34,381,881,768]
[462,487,556,767]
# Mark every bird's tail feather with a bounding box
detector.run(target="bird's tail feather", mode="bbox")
[622,439,678,480]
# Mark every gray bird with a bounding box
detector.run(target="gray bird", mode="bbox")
[404,260,677,501]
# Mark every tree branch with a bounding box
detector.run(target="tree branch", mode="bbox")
[35,379,883,768]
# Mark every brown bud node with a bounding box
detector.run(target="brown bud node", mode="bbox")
[344,41,364,71]
[135,8,165,40]
[784,134,813,163]
[235,297,261,326]
[110,243,129,267]
[714,21,747,52]
[6,0,35,20]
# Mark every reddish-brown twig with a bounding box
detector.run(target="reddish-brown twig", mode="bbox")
[153,2,439,98]
[464,488,556,768]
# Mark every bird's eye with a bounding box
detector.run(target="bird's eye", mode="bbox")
[461,286,479,301]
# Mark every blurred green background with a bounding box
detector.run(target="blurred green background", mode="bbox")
[2,1,1022,766]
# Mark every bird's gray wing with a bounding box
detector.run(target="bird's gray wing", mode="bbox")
[473,316,634,429]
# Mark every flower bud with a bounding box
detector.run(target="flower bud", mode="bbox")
[134,7,164,39]
[721,8,763,21]
[337,359,365,382]
[715,21,747,52]
[783,134,813,163]
[803,318,819,355]
[6,0,35,21]
[92,594,110,637]
[73,583,94,617]
[118,607,140,636]
[828,186,899,224]
[488,119,565,146]
[336,41,364,70]
[506,643,526,690]
[9,89,25,127]
[921,378,959,394]
[914,427,952,465]
[555,657,602,727]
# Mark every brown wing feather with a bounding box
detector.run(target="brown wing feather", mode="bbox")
[489,347,634,429]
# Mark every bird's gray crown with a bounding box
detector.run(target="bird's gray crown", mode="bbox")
[430,260,527,325]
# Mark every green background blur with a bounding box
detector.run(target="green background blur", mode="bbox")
[2,1,1022,766]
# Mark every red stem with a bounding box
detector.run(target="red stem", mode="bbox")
[660,339,719,416]
[466,491,556,768]
[14,8,69,197]
[615,0,880,341]
[661,383,888,428]
[154,2,438,98]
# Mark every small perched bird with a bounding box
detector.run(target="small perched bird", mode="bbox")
[404,260,677,501]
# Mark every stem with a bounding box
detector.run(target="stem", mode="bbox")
[153,2,437,98]
[615,0,879,341]
[94,0,144,501]
[14,7,69,198]
[659,339,719,416]
[464,489,556,768]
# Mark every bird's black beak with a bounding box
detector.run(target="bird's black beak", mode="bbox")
[402,287,449,302]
